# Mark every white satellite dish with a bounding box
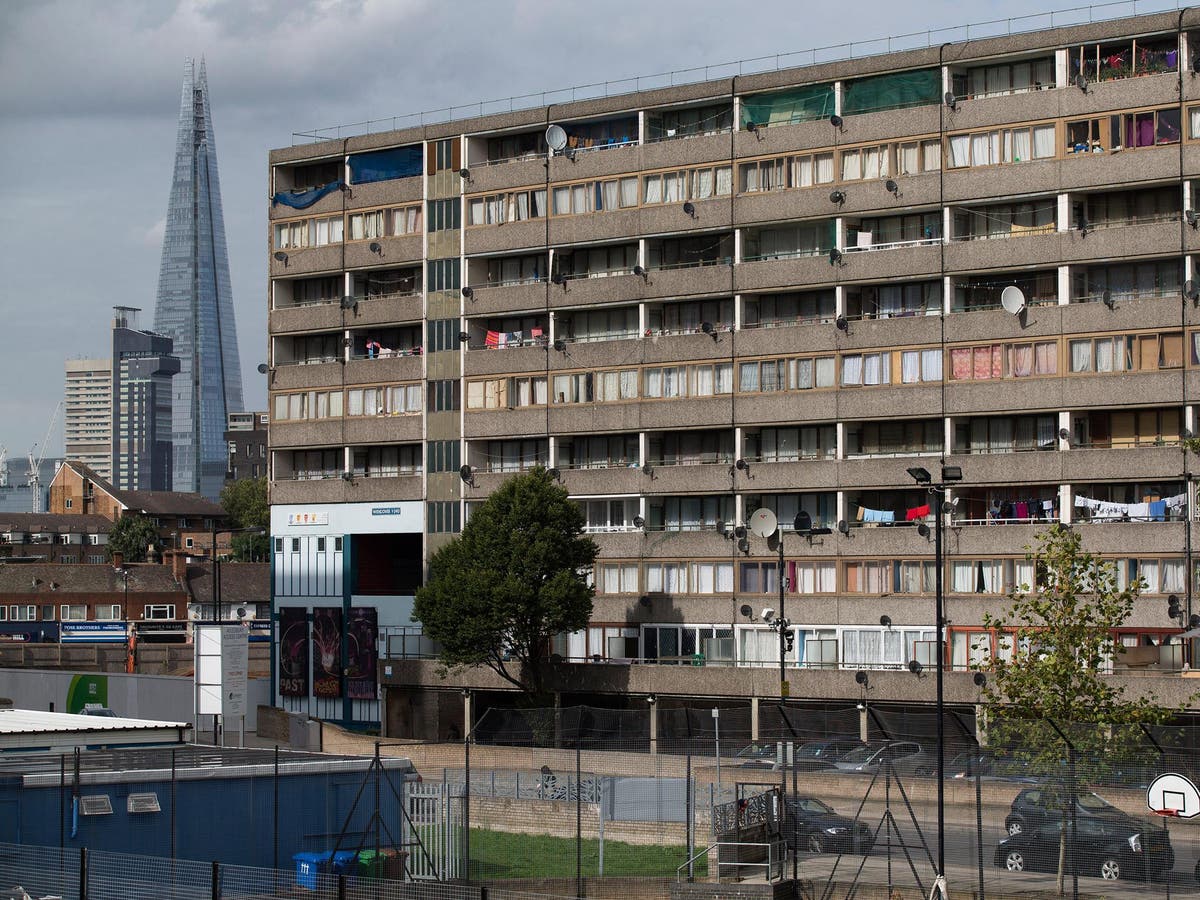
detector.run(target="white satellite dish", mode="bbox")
[1000,285,1027,316]
[545,124,568,153]
[749,507,778,539]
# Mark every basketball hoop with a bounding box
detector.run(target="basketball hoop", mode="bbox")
[1147,773,1200,819]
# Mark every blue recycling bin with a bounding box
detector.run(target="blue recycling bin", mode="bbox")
[294,850,360,889]
[293,852,328,890]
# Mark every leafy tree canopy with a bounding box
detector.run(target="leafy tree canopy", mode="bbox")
[413,468,597,700]
[108,514,159,563]
[220,478,268,561]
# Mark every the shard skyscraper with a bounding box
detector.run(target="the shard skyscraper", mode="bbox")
[153,59,242,499]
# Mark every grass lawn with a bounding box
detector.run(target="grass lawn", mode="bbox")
[463,828,705,879]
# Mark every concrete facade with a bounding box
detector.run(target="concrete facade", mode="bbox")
[267,11,1200,729]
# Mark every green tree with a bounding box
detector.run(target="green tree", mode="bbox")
[413,467,597,700]
[220,477,268,561]
[107,514,160,563]
[979,525,1175,892]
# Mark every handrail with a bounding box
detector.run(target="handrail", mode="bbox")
[293,1,1185,143]
[675,840,786,883]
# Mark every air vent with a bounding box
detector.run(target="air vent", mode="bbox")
[127,792,161,814]
[79,795,112,816]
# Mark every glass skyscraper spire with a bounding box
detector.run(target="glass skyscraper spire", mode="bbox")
[153,58,242,499]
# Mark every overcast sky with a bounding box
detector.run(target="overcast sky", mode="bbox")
[0,0,1167,461]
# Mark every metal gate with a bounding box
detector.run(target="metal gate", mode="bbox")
[403,780,462,880]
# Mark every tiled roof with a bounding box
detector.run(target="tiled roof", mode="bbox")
[57,461,226,518]
[0,563,184,595]
[185,562,269,604]
[0,513,113,534]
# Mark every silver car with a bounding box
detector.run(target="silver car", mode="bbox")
[833,740,936,776]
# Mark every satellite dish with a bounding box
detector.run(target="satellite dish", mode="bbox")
[748,507,778,539]
[739,604,753,618]
[256,363,268,374]
[340,295,357,310]
[545,124,568,152]
[459,464,473,484]
[793,510,812,533]
[1000,285,1026,316]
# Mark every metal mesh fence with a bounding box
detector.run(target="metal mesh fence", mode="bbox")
[4,712,1200,899]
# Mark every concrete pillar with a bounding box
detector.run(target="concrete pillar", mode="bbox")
[649,699,658,755]
[751,697,759,741]
[463,690,473,739]
[859,704,869,742]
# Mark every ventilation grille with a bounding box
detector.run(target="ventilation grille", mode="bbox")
[79,795,112,816]
[127,792,161,814]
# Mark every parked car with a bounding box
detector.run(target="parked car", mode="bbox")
[1004,787,1139,837]
[833,741,935,776]
[995,819,1173,881]
[79,706,118,718]
[784,796,875,854]
[793,737,866,771]
[734,743,782,770]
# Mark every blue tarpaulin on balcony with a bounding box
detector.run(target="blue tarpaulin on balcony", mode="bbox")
[348,146,423,184]
[271,180,343,209]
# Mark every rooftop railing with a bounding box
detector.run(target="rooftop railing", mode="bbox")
[293,1,1188,144]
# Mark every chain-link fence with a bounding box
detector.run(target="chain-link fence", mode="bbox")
[5,710,1200,899]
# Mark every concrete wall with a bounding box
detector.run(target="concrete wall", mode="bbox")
[0,668,269,730]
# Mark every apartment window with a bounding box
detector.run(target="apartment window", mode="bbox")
[434,138,456,171]
[954,271,1057,312]
[951,559,1034,594]
[596,563,639,594]
[954,201,1056,241]
[428,258,460,292]
[646,102,733,141]
[896,139,941,175]
[427,441,462,473]
[555,243,639,279]
[184,537,194,549]
[95,605,121,621]
[1066,108,1180,153]
[484,253,548,285]
[689,562,733,593]
[1068,332,1183,373]
[7,606,36,621]
[642,166,731,204]
[846,420,942,457]
[1072,260,1181,303]
[739,356,836,392]
[428,198,461,232]
[428,501,461,534]
[579,498,640,532]
[743,222,832,261]
[646,495,734,531]
[560,306,639,343]
[555,434,638,470]
[840,144,891,181]
[739,562,779,594]
[346,384,422,417]
[317,537,326,552]
[348,210,385,241]
[274,219,309,249]
[646,563,688,593]
[745,425,836,462]
[427,380,461,413]
[744,291,835,328]
[86,555,105,564]
[427,319,460,353]
[334,537,343,552]
[739,151,834,193]
[1074,408,1181,448]
[1119,558,1186,594]
[388,204,422,236]
[485,439,547,472]
[840,352,892,386]
[947,123,1055,167]
[468,189,547,225]
[846,282,941,318]
[144,605,176,620]
[274,538,283,553]
[844,560,893,593]
[273,390,344,422]
[956,415,1059,453]
[648,431,734,466]
[352,445,421,478]
[948,341,1057,380]
[60,605,87,621]
[647,299,734,335]
[1074,186,1178,230]
[467,375,547,410]
[954,58,1055,99]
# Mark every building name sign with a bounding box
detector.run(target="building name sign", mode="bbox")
[371,507,405,516]
[287,512,329,527]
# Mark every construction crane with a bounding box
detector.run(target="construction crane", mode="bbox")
[28,401,62,513]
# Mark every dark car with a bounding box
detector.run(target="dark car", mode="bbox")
[794,737,866,771]
[734,743,782,770]
[784,796,875,854]
[995,819,1173,881]
[1004,787,1135,837]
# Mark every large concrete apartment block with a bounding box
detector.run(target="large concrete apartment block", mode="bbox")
[268,9,1200,729]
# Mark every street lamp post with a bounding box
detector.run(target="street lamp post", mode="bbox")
[906,464,962,900]
[208,526,267,621]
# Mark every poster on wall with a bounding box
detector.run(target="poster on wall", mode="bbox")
[278,608,309,697]
[312,607,343,698]
[346,607,378,699]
